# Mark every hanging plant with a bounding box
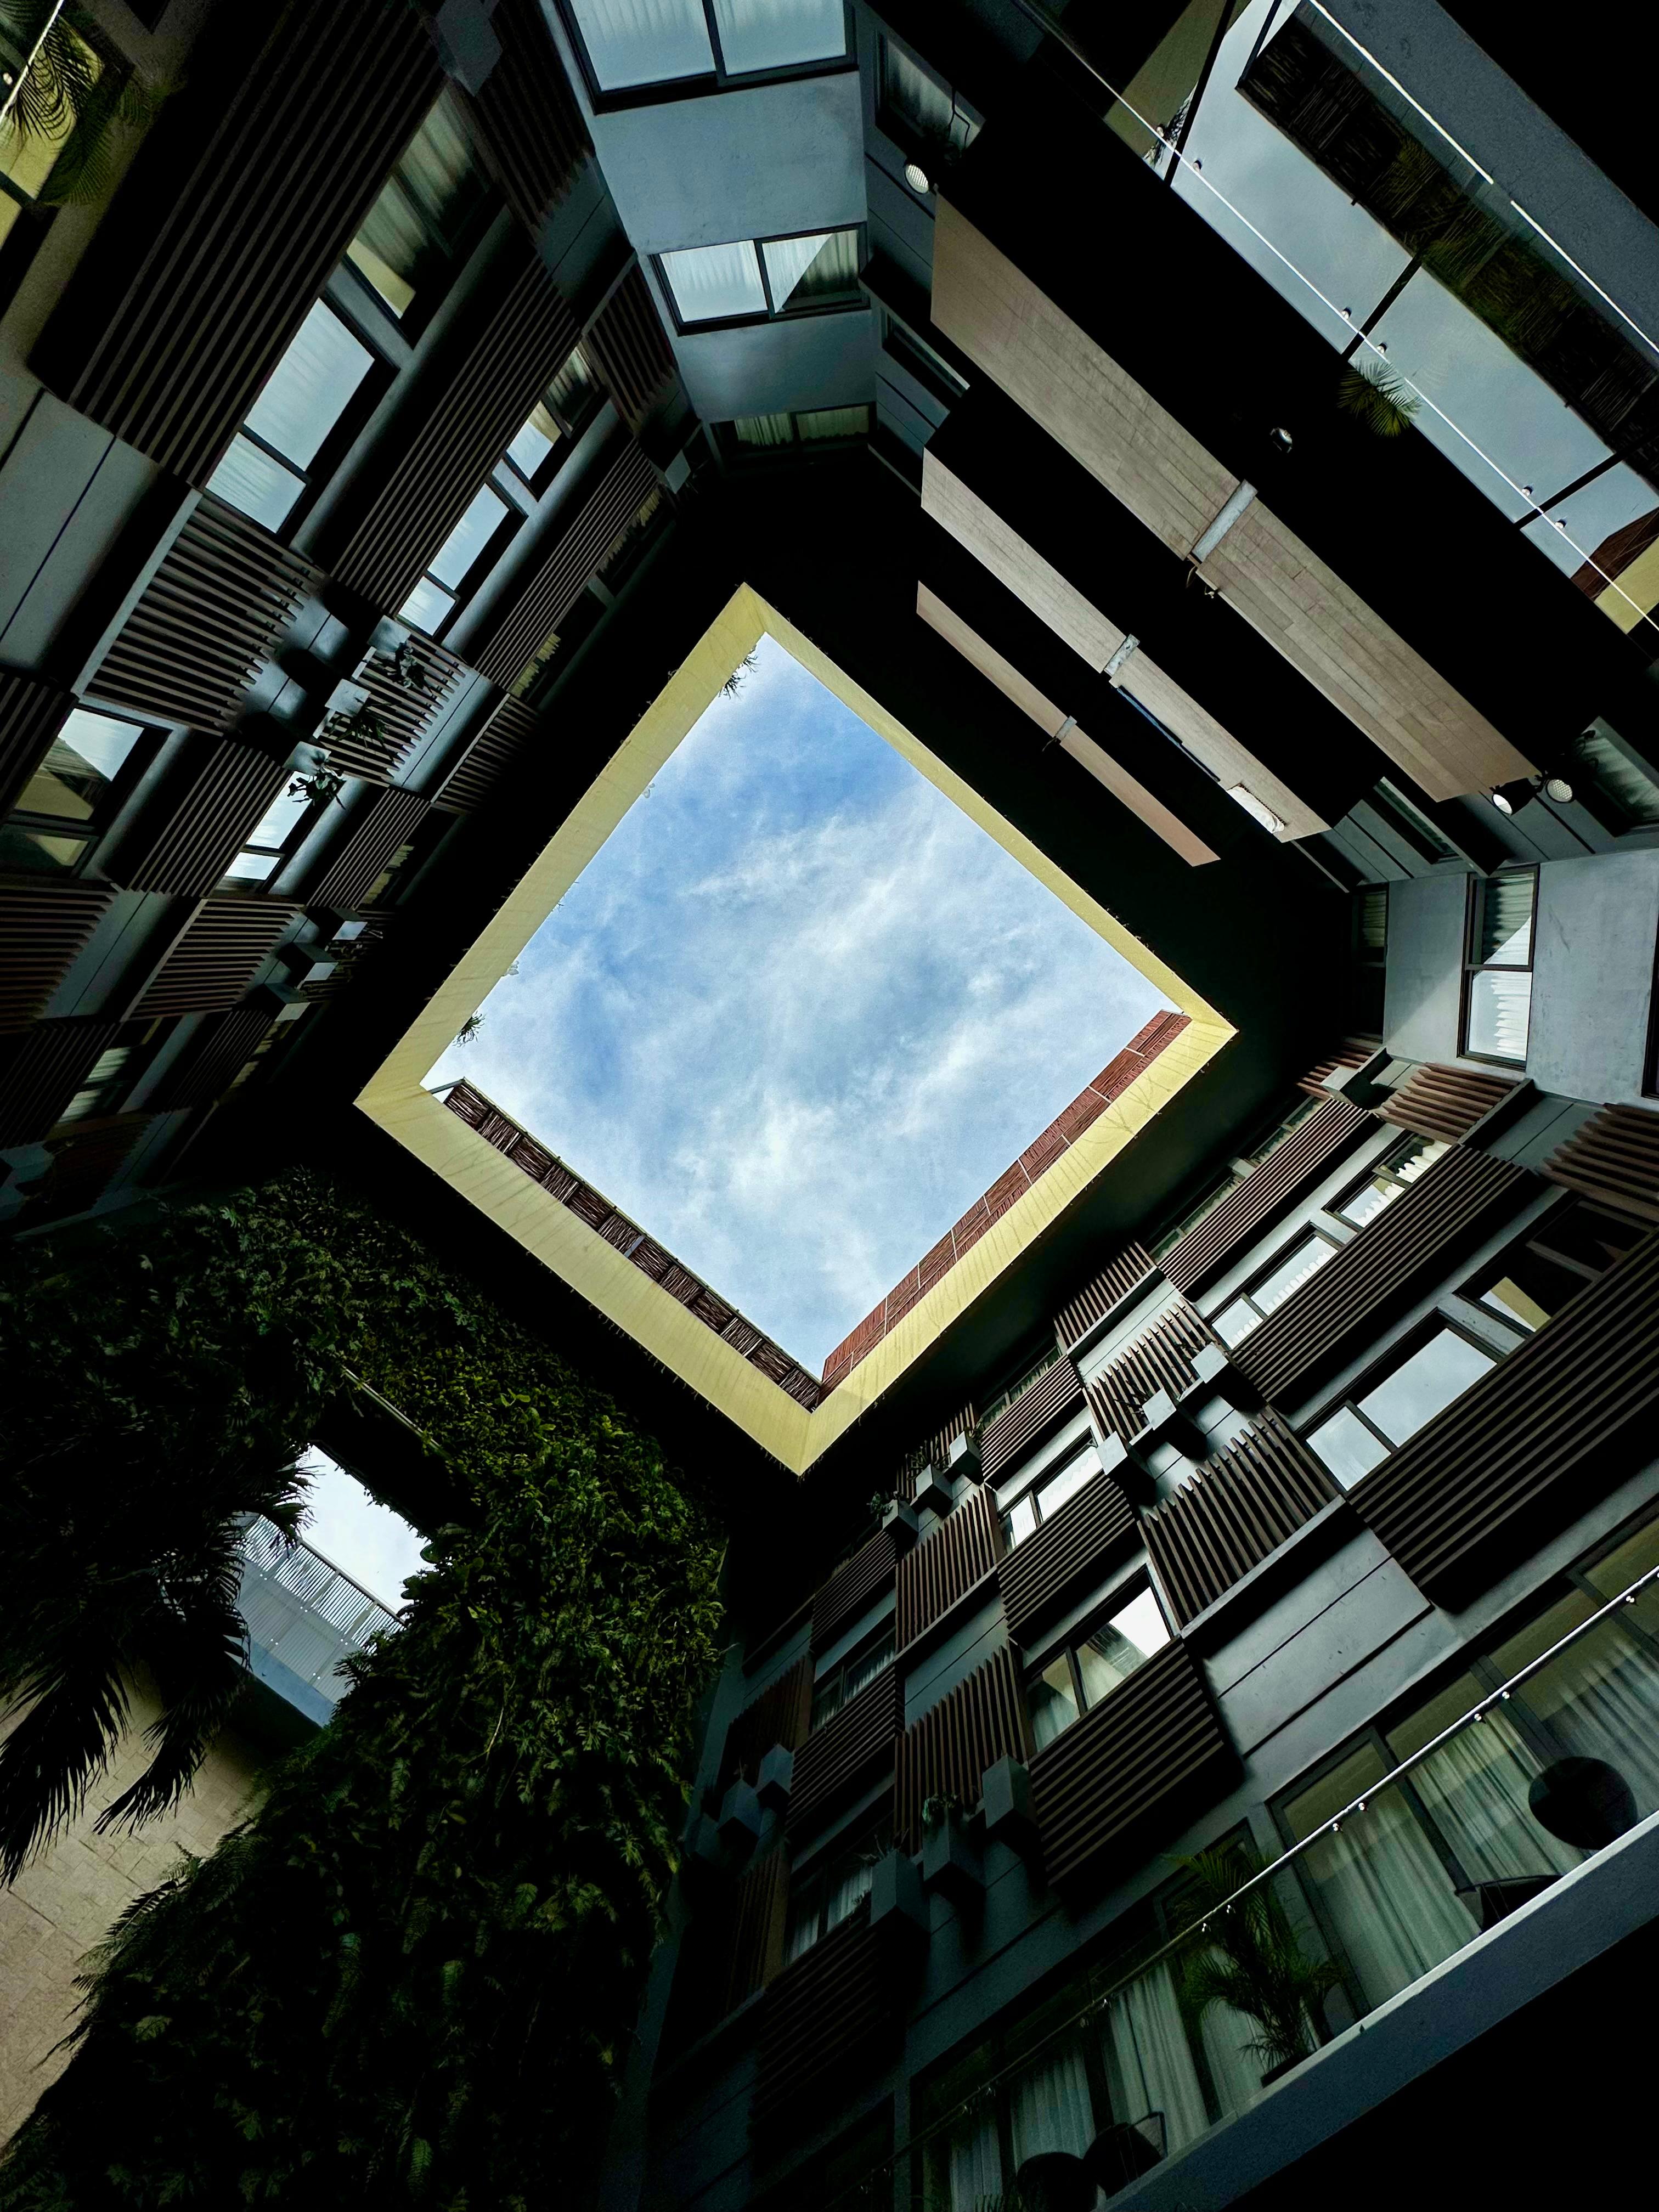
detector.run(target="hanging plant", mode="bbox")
[1336,358,1421,437]
[0,1,165,206]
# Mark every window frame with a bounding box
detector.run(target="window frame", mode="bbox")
[338,84,498,342]
[1459,1194,1635,1340]
[217,782,327,895]
[2,709,163,879]
[1459,866,1538,1068]
[997,1439,1102,1549]
[556,0,856,109]
[1211,1224,1341,1347]
[1024,1578,1172,1744]
[49,1018,172,1133]
[398,469,524,641]
[1300,1312,1506,1488]
[498,345,605,496]
[874,33,980,170]
[716,403,873,461]
[654,223,866,335]
[809,1617,895,1734]
[783,1810,891,1963]
[1330,1130,1448,1230]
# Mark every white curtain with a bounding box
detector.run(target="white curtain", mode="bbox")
[933,2102,1000,2212]
[1519,1618,1659,1820]
[1008,2041,1094,2168]
[1296,1786,1476,2010]
[1408,1711,1579,1883]
[569,0,713,88]
[1194,1972,1266,2124]
[712,0,845,72]
[1103,1961,1210,2154]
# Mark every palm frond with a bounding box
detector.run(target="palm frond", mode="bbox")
[1337,359,1421,437]
[94,1575,249,1836]
[0,1643,130,1882]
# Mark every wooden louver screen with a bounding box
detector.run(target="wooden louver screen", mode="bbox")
[346,637,469,778]
[1029,1641,1233,1891]
[1086,1302,1215,1444]
[434,696,540,813]
[665,1847,788,2054]
[584,265,676,428]
[1143,1416,1336,1628]
[1298,1041,1374,1097]
[1378,1063,1522,1144]
[751,1912,893,2143]
[999,1466,1138,1643]
[1161,1095,1370,1292]
[893,1646,1030,1851]
[116,737,291,897]
[1357,1228,1659,1598]
[978,1359,1084,1482]
[31,0,442,484]
[88,497,318,733]
[721,1653,813,1786]
[309,788,431,913]
[331,249,580,612]
[895,1487,1005,1650]
[1231,1146,1529,1405]
[0,1018,122,1144]
[1053,1242,1157,1351]
[470,441,659,686]
[135,900,298,1018]
[462,0,591,236]
[786,1667,902,1839]
[1541,1102,1659,1224]
[0,672,72,818]
[147,1003,279,1113]
[0,879,117,1034]
[812,1528,900,1651]
[897,1400,978,1498]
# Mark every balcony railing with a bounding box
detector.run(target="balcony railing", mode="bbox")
[236,1515,402,1706]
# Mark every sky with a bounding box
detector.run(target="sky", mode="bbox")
[298,1448,428,1611]
[425,636,1172,1370]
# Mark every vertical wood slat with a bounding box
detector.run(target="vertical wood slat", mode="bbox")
[433,696,540,812]
[1160,1095,1372,1293]
[751,1912,893,2143]
[896,1401,979,1499]
[1085,1302,1216,1443]
[134,900,298,1018]
[0,1018,123,1143]
[470,441,660,687]
[330,248,580,611]
[812,1528,902,1650]
[662,1846,789,2056]
[786,1668,902,1837]
[978,1359,1084,1482]
[308,788,431,912]
[998,1466,1139,1642]
[145,1003,280,1113]
[1053,1242,1158,1352]
[0,672,74,819]
[721,1654,814,1786]
[115,737,291,896]
[584,265,676,427]
[1542,1102,1659,1223]
[461,0,591,236]
[1378,1063,1524,1144]
[31,0,443,484]
[893,1645,1031,1850]
[87,497,319,733]
[0,879,118,1034]
[894,1487,1005,1650]
[1142,1415,1338,1627]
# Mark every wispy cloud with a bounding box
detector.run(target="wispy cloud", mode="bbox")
[428,637,1171,1368]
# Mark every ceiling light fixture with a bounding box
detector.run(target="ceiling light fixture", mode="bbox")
[904,161,932,195]
[1491,771,1574,814]
[1227,784,1286,835]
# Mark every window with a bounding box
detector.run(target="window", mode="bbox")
[810,1622,894,1731]
[1573,721,1659,834]
[53,1019,168,1129]
[208,301,377,532]
[1351,882,1387,1034]
[1212,1229,1339,1346]
[979,1347,1062,1432]
[1466,1198,1637,1335]
[563,0,847,95]
[345,89,490,324]
[509,585,606,702]
[1306,1324,1499,1488]
[1333,1131,1448,1229]
[594,483,668,594]
[399,481,517,636]
[879,40,978,161]
[881,314,966,404]
[2,11,120,266]
[2,708,153,874]
[1026,1588,1170,1749]
[1367,780,1460,865]
[1462,869,1536,1065]
[218,786,317,892]
[1000,1445,1101,1549]
[501,346,601,490]
[659,228,860,328]
[784,1818,890,1963]
[722,404,871,455]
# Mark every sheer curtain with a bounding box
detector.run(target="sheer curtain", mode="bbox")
[712,0,846,72]
[1103,1962,1210,2153]
[1519,1617,1659,1818]
[1008,2042,1094,2168]
[933,2102,1000,2212]
[1407,1712,1579,1882]
[1296,1786,1476,2008]
[1195,1975,1266,2124]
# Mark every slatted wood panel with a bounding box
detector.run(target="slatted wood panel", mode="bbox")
[1543,1102,1659,1223]
[752,1911,892,2142]
[1000,1469,1139,1642]
[134,900,298,1018]
[308,788,431,912]
[0,880,116,1034]
[894,1646,1030,1851]
[0,672,72,818]
[1378,1063,1522,1144]
[1086,1302,1216,1443]
[1029,1641,1233,1891]
[896,1401,979,1499]
[1357,1229,1659,1599]
[433,696,540,812]
[88,498,318,733]
[812,1530,901,1651]
[23,1113,154,1219]
[31,0,441,484]
[979,1359,1084,1482]
[1143,1417,1338,1628]
[0,1018,122,1143]
[339,637,470,784]
[1054,1242,1158,1351]
[146,1003,278,1113]
[116,737,291,896]
[470,441,659,686]
[722,1654,813,1787]
[585,266,676,427]
[1161,1095,1371,1292]
[1298,1041,1374,1097]
[895,1487,1005,1650]
[462,0,590,235]
[331,251,580,611]
[786,1667,902,1838]
[1232,1146,1530,1404]
[664,1845,789,2056]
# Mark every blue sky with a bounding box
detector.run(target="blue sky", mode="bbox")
[427,636,1171,1369]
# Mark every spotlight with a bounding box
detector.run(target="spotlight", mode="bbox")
[904,161,931,195]
[1544,774,1575,804]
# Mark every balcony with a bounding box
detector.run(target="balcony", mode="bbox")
[236,1514,402,1726]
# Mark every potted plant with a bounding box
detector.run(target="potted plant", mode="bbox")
[921,1791,981,1905]
[1173,1841,1340,2087]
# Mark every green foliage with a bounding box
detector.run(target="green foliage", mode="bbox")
[1172,1842,1340,2074]
[0,1172,725,2207]
[0,3,165,206]
[1336,359,1420,438]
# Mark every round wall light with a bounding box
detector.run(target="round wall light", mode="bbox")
[904,161,932,195]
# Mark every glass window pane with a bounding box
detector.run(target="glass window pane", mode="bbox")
[244,787,312,853]
[1214,1297,1259,1346]
[810,1677,839,1731]
[796,405,870,441]
[1029,1655,1079,1748]
[1576,725,1659,830]
[1497,1593,1659,1824]
[882,43,955,142]
[1583,1514,1659,1646]
[245,302,373,470]
[761,228,860,312]
[207,433,306,531]
[219,848,280,885]
[1360,1329,1496,1449]
[1036,1449,1097,1523]
[1293,1781,1477,2010]
[0,825,89,873]
[733,412,795,449]
[1475,872,1536,966]
[1476,1245,1584,1335]
[548,345,597,432]
[1002,1493,1037,1549]
[1307,1405,1390,1488]
[399,575,456,634]
[662,240,766,323]
[1335,1172,1395,1229]
[711,0,845,73]
[1386,1676,1580,1885]
[430,483,508,590]
[1251,1232,1336,1314]
[1077,1590,1169,1708]
[348,90,486,318]
[1392,1135,1449,1188]
[1465,967,1532,1063]
[57,1043,134,1126]
[19,710,142,820]
[506,407,557,480]
[570,0,714,88]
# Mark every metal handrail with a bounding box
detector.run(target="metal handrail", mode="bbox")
[824,1553,1659,2207]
